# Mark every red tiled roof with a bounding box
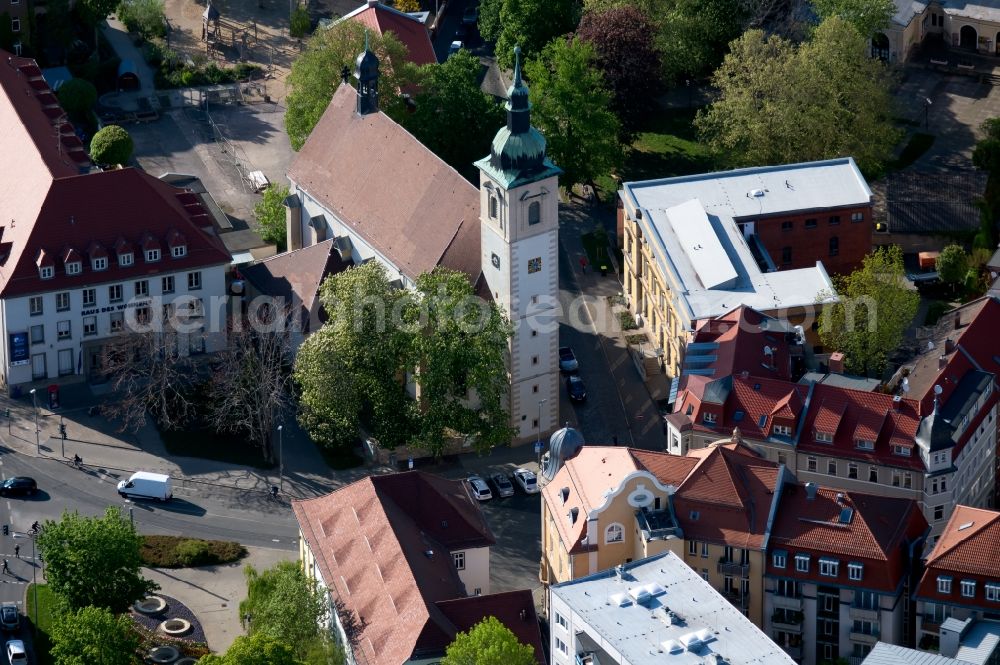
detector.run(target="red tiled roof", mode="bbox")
[287,84,482,283]
[673,442,782,549]
[688,305,795,381]
[434,591,545,664]
[292,471,495,665]
[630,449,698,487]
[797,384,924,470]
[768,485,927,593]
[916,506,1000,609]
[344,1,438,67]
[675,375,807,441]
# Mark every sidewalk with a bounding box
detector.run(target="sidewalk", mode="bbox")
[558,201,666,451]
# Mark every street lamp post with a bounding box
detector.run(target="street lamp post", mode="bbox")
[277,425,284,493]
[536,399,547,465]
[924,97,933,131]
[29,389,38,455]
[122,500,134,527]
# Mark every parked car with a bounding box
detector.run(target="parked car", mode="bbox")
[512,468,539,494]
[117,471,172,501]
[558,347,579,372]
[567,374,587,402]
[462,5,479,24]
[489,473,514,498]
[5,640,25,665]
[0,478,36,497]
[448,41,464,58]
[467,475,493,501]
[0,604,17,632]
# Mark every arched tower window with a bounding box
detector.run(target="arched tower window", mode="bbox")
[605,523,624,544]
[528,201,541,226]
[489,195,498,219]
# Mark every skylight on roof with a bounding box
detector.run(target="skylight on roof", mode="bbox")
[733,410,744,422]
[609,593,630,607]
[839,508,854,524]
[758,415,767,428]
[958,521,975,531]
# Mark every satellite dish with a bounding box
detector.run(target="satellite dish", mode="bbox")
[902,377,910,393]
[934,384,944,396]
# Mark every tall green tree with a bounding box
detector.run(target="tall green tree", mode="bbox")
[657,0,748,81]
[695,16,900,175]
[89,125,134,166]
[818,245,919,377]
[285,21,417,150]
[442,616,535,665]
[495,0,580,68]
[524,37,621,191]
[937,244,968,289]
[972,118,1000,250]
[577,5,662,140]
[76,0,120,26]
[812,0,895,39]
[400,51,504,180]
[478,0,503,41]
[294,263,514,457]
[237,562,341,664]
[37,508,157,612]
[197,633,306,665]
[56,79,98,120]
[50,606,140,665]
[253,184,290,251]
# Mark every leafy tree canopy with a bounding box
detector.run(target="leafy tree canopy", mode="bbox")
[57,78,98,119]
[50,606,139,665]
[494,0,581,68]
[400,51,504,180]
[657,0,749,81]
[295,262,514,457]
[812,0,895,39]
[442,616,536,665]
[253,184,290,251]
[818,245,919,377]
[37,508,158,612]
[937,244,968,286]
[524,36,622,190]
[77,0,120,26]
[290,5,312,39]
[197,633,306,665]
[695,16,901,175]
[89,125,134,166]
[577,5,662,139]
[285,20,417,150]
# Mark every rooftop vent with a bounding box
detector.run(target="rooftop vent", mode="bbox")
[609,592,630,607]
[805,482,818,500]
[424,549,434,558]
[835,492,845,505]
[662,639,684,653]
[748,189,765,198]
[958,521,975,531]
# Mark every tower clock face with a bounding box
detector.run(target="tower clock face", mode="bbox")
[492,253,501,269]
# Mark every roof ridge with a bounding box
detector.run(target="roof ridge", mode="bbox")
[256,238,334,264]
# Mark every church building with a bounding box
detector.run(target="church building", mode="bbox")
[284,45,561,445]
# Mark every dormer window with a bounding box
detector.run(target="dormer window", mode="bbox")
[92,257,108,271]
[773,424,792,437]
[145,249,161,263]
[891,444,911,456]
[39,266,53,279]
[66,261,82,275]
[816,431,833,443]
[855,439,874,451]
[703,412,717,425]
[119,252,133,266]
[171,245,187,258]
[938,576,952,594]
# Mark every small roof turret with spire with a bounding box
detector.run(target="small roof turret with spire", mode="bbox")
[354,30,380,115]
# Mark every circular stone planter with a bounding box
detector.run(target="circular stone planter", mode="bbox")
[175,659,197,665]
[148,646,180,664]
[159,618,192,636]
[134,596,168,615]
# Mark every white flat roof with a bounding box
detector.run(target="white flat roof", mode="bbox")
[551,551,795,665]
[621,159,860,326]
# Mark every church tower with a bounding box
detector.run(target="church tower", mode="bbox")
[476,47,562,445]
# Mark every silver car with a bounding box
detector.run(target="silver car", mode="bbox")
[467,475,493,501]
[489,473,515,498]
[512,468,539,494]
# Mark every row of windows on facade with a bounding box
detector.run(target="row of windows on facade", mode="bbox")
[37,246,189,280]
[772,552,865,581]
[779,213,865,232]
[936,576,1000,602]
[804,457,917,485]
[28,272,201,315]
[773,579,880,611]
[687,541,751,564]
[28,300,205,344]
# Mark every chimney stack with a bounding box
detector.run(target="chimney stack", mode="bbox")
[829,352,845,374]
[939,355,948,370]
[944,338,954,354]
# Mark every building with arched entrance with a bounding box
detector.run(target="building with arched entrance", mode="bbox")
[884,0,1000,62]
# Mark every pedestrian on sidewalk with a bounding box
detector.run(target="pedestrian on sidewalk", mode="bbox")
[13,545,19,559]
[2,559,9,575]
[579,256,588,273]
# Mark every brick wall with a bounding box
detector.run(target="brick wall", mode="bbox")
[748,205,873,275]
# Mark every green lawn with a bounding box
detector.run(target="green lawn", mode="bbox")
[26,584,57,665]
[596,109,716,199]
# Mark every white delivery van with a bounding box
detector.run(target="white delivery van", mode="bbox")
[117,471,172,501]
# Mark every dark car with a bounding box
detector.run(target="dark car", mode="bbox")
[567,375,587,402]
[0,477,36,497]
[559,347,579,373]
[0,604,17,632]
[462,5,479,24]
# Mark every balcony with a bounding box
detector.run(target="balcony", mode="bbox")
[849,629,880,645]
[771,610,804,633]
[635,508,681,541]
[849,605,879,622]
[772,594,803,612]
[780,644,802,660]
[718,558,750,577]
[722,589,750,609]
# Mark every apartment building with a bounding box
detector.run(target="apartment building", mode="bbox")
[540,436,785,626]
[914,506,1000,654]
[293,471,546,665]
[0,53,231,389]
[764,483,928,664]
[549,551,796,665]
[618,158,873,376]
